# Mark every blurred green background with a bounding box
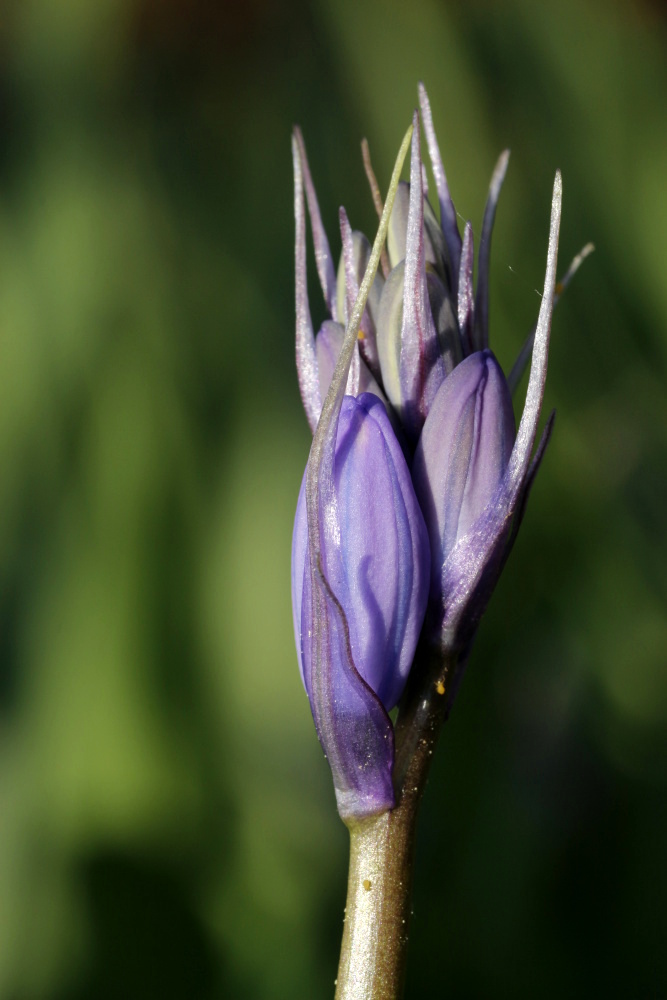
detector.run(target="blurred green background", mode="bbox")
[1,0,666,996]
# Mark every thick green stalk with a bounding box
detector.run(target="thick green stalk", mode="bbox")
[334,647,460,1000]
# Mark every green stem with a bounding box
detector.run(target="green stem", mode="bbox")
[334,646,460,1000]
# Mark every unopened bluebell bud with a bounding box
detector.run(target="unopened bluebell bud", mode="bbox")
[292,393,430,816]
[291,126,424,821]
[412,349,515,607]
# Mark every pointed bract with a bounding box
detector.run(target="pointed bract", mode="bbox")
[337,208,383,380]
[293,126,338,321]
[293,132,321,432]
[457,221,475,356]
[418,82,462,292]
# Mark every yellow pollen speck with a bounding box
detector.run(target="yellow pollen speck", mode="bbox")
[555,281,564,295]
[436,679,445,695]
[358,329,366,340]
[363,879,372,891]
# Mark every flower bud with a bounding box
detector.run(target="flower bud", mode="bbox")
[292,394,429,817]
[412,349,515,617]
[293,393,429,708]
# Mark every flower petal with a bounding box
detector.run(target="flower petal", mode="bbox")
[412,350,515,604]
[295,394,429,708]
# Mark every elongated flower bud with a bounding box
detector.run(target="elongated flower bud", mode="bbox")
[412,350,515,606]
[292,125,420,821]
[292,392,429,711]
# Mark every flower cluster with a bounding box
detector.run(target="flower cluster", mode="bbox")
[291,85,576,822]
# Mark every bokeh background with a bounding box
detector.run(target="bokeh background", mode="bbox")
[1,0,666,996]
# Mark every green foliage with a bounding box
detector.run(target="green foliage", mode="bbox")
[1,0,666,995]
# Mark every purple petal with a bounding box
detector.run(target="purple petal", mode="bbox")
[294,395,429,707]
[293,131,321,433]
[473,149,510,352]
[387,181,447,279]
[412,350,515,603]
[293,126,338,321]
[418,82,462,291]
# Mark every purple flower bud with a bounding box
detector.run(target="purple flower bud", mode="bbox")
[292,394,429,819]
[291,125,422,821]
[412,350,515,606]
[293,393,429,709]
[412,173,564,654]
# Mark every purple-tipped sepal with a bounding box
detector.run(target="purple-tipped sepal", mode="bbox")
[292,393,430,820]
